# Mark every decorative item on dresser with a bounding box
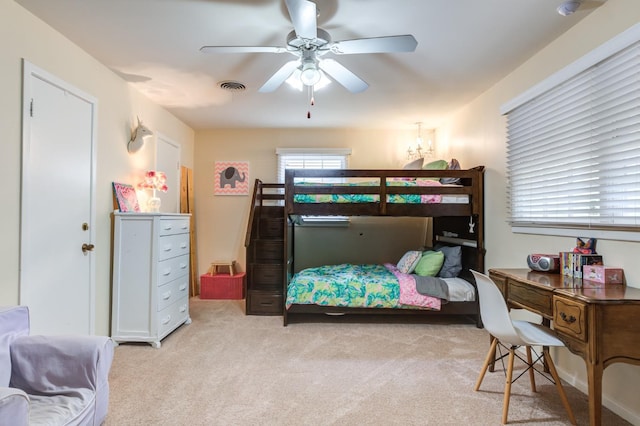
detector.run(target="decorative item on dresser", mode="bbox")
[111,212,192,348]
[137,170,168,213]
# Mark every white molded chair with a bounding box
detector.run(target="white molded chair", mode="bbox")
[470,270,576,425]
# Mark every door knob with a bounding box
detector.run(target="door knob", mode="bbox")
[82,243,95,253]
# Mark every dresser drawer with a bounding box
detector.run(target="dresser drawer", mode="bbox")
[158,297,189,338]
[553,295,587,341]
[159,218,190,236]
[158,233,190,261]
[157,254,189,286]
[508,280,553,318]
[157,276,190,311]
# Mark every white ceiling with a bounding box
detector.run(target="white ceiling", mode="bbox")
[15,0,601,130]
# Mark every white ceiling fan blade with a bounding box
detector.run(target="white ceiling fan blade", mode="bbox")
[319,59,368,93]
[259,60,300,92]
[200,46,285,54]
[331,35,418,54]
[285,0,317,40]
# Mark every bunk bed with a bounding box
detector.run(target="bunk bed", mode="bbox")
[283,166,485,326]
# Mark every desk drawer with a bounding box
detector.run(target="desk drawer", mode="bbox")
[508,280,553,318]
[553,296,587,342]
[489,272,507,297]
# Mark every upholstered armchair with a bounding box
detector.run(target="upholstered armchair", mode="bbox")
[0,306,114,425]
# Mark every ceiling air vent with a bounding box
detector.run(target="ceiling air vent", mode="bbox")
[218,80,247,92]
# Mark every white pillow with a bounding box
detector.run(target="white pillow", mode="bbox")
[403,158,424,170]
[397,250,422,274]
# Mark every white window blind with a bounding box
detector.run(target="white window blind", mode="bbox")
[504,31,640,231]
[276,148,351,183]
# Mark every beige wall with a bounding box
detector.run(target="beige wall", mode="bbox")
[438,0,640,422]
[0,1,195,334]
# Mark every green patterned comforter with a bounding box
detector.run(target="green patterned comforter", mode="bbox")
[292,180,443,204]
[286,264,399,308]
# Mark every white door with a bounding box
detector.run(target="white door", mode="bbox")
[20,61,97,335]
[156,133,181,213]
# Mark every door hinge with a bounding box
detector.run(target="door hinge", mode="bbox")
[30,99,34,117]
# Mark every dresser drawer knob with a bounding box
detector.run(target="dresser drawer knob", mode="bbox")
[162,268,172,276]
[560,311,576,324]
[179,284,187,291]
[163,245,172,252]
[162,315,171,325]
[162,291,172,300]
[179,263,187,270]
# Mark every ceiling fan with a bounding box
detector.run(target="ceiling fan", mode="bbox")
[200,0,418,95]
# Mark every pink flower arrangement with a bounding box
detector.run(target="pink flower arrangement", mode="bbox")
[137,170,168,193]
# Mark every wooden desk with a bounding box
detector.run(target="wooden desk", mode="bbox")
[488,268,640,426]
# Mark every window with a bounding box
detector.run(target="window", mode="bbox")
[276,148,351,183]
[501,24,640,238]
[276,148,351,225]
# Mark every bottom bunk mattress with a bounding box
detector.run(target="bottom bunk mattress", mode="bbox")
[285,263,475,311]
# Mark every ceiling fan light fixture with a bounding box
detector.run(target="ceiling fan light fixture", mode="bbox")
[557,0,582,16]
[300,62,321,86]
[286,69,330,91]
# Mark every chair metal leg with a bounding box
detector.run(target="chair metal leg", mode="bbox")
[526,346,536,392]
[502,347,516,424]
[543,348,577,425]
[475,337,498,391]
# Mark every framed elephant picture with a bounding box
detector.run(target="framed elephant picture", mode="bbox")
[214,161,250,195]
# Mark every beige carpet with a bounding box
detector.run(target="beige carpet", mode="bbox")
[105,298,630,425]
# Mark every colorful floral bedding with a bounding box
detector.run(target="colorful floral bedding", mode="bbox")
[285,263,442,310]
[293,179,446,204]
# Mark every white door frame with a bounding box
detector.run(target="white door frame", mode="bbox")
[20,60,98,333]
[156,132,181,213]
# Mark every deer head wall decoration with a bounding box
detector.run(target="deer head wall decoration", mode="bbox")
[127,117,154,153]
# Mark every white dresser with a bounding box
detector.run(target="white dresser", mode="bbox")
[111,212,191,348]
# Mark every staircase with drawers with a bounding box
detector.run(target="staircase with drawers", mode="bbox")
[245,181,286,315]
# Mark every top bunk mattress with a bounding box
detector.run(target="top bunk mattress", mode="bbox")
[292,180,469,204]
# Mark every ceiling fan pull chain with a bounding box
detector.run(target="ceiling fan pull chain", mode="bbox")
[307,85,314,119]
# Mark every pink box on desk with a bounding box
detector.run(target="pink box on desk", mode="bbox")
[582,265,624,284]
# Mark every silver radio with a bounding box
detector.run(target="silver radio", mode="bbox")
[527,254,560,272]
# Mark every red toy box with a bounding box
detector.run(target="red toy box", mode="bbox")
[200,272,245,299]
[582,265,624,285]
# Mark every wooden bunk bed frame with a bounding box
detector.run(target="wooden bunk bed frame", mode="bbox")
[282,166,485,326]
